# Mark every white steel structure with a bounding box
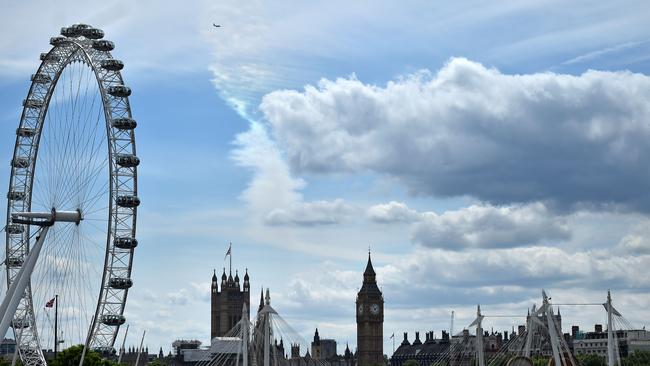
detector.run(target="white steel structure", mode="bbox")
[4,23,139,366]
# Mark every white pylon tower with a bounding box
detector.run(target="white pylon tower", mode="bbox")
[605,290,621,366]
[256,288,277,366]
[236,303,249,366]
[524,304,537,358]
[469,305,485,366]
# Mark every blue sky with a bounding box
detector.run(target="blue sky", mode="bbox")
[1,0,650,356]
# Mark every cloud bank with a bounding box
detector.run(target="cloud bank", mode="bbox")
[261,58,650,211]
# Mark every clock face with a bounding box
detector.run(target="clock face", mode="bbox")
[358,304,364,314]
[370,303,380,315]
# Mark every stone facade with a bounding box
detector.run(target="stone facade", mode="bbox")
[211,267,250,339]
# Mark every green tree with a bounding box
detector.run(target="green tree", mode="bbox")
[403,360,420,366]
[575,354,606,366]
[622,350,650,366]
[49,345,118,366]
[147,359,166,366]
[531,356,549,366]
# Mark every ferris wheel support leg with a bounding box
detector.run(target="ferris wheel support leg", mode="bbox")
[0,226,50,338]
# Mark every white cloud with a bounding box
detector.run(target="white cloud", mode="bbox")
[164,282,211,306]
[616,222,650,255]
[367,201,569,250]
[260,58,650,211]
[232,122,354,228]
[367,201,420,223]
[231,122,304,216]
[562,41,648,65]
[412,202,570,250]
[0,0,211,80]
[390,246,649,290]
[265,199,355,226]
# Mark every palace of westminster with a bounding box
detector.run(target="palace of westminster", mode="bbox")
[202,252,385,366]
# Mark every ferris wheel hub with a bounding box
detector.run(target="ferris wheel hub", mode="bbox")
[11,209,83,226]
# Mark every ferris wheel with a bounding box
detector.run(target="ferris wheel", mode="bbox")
[3,24,139,366]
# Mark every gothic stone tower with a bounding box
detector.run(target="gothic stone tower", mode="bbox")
[356,253,384,366]
[211,267,250,339]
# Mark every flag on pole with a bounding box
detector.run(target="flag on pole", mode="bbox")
[45,297,55,308]
[224,243,232,260]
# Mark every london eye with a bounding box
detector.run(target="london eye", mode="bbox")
[3,23,139,366]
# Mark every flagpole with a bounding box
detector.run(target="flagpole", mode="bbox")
[54,294,58,359]
[229,243,232,276]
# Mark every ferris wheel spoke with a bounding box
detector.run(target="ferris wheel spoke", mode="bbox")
[75,110,106,204]
[57,116,106,209]
[52,72,106,211]
[79,175,109,207]
[74,157,110,210]
[80,186,109,215]
[62,65,100,207]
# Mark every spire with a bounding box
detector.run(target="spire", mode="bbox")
[244,268,249,281]
[212,269,217,281]
[364,251,376,277]
[221,268,227,281]
[359,251,381,295]
[235,270,240,283]
[259,287,264,312]
[265,288,271,305]
[363,251,376,285]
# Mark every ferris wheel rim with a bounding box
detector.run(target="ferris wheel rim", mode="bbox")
[4,25,138,366]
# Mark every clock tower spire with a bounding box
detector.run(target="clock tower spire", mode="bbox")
[356,252,384,366]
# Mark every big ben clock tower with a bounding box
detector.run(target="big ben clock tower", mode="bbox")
[356,252,384,366]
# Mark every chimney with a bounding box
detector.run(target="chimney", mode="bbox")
[518,325,526,336]
[413,331,422,345]
[401,332,410,346]
[442,330,449,341]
